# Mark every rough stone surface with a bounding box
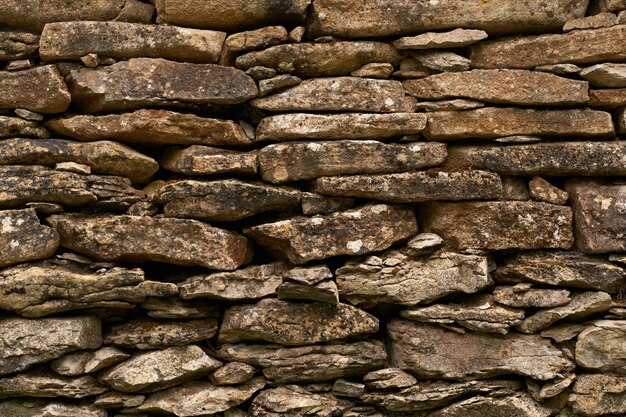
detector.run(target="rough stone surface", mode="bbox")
[226,26,288,53]
[210,362,256,385]
[0,400,107,417]
[0,116,48,138]
[589,88,626,108]
[427,394,552,417]
[363,368,417,390]
[569,374,626,417]
[563,12,617,32]
[529,177,569,205]
[0,65,70,114]
[160,146,258,176]
[0,208,59,269]
[493,285,571,308]
[104,319,218,350]
[250,386,349,417]
[580,63,626,87]
[394,29,488,49]
[0,31,39,60]
[576,320,626,373]
[0,371,107,399]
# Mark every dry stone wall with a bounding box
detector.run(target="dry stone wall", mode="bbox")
[0,0,625,416]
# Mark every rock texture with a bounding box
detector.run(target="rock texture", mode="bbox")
[0,208,59,268]
[0,65,70,113]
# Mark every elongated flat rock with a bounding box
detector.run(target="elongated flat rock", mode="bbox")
[312,170,502,203]
[251,77,415,112]
[0,116,48,139]
[155,0,310,30]
[258,141,446,183]
[250,386,346,417]
[47,214,252,270]
[46,110,253,147]
[493,285,571,308]
[576,320,626,373]
[104,319,218,349]
[236,41,401,77]
[337,250,491,307]
[424,108,614,140]
[52,347,129,376]
[0,31,38,60]
[0,316,102,376]
[0,208,59,268]
[394,29,488,49]
[470,26,626,69]
[219,298,379,345]
[67,58,258,113]
[0,371,107,399]
[569,374,626,417]
[255,113,427,142]
[40,21,225,63]
[308,0,588,37]
[218,341,387,383]
[388,320,573,380]
[0,400,106,417]
[428,394,551,417]
[404,70,588,106]
[0,138,158,183]
[445,142,626,176]
[421,202,573,250]
[0,65,70,114]
[245,204,417,264]
[160,146,258,176]
[581,63,626,87]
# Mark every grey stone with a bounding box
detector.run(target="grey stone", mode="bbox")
[409,51,470,72]
[0,400,107,417]
[569,374,626,417]
[427,394,552,417]
[363,368,417,390]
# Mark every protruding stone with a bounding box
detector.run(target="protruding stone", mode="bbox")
[0,208,59,269]
[421,201,573,250]
[569,374,626,417]
[284,264,333,285]
[226,26,288,52]
[67,58,258,113]
[535,63,582,74]
[219,298,378,345]
[245,204,417,264]
[277,280,339,304]
[363,368,417,390]
[47,214,252,270]
[251,77,415,112]
[0,400,107,417]
[388,320,573,380]
[576,320,626,372]
[414,99,484,112]
[52,347,129,376]
[0,371,107,399]
[580,63,626,88]
[563,12,618,32]
[0,31,38,60]
[40,21,226,63]
[427,394,552,417]
[250,386,348,417]
[0,65,70,114]
[351,62,394,78]
[394,29,488,49]
[409,51,469,72]
[104,319,218,350]
[494,285,571,308]
[529,177,569,205]
[258,140,447,183]
[148,141,237,175]
[210,362,256,385]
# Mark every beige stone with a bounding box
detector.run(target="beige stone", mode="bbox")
[0,370,107,399]
[0,30,38,60]
[0,65,70,114]
[576,320,626,373]
[529,177,569,205]
[569,374,626,417]
[226,26,288,52]
[563,12,617,32]
[160,146,258,176]
[580,63,626,87]
[0,208,59,269]
[0,116,48,138]
[394,29,488,49]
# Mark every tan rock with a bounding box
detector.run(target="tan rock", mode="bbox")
[277,279,339,304]
[258,74,301,96]
[245,204,417,264]
[301,194,354,215]
[428,394,552,417]
[421,201,573,250]
[394,28,488,49]
[95,391,145,409]
[591,0,626,12]
[40,22,225,63]
[52,347,129,376]
[116,0,154,23]
[226,26,288,52]
[67,58,257,113]
[414,99,484,112]
[0,115,48,138]
[569,374,626,417]
[141,297,220,319]
[250,386,349,417]
[535,63,582,74]
[47,214,252,270]
[494,285,571,308]
[160,146,257,176]
[0,208,59,269]
[0,31,38,60]
[470,26,626,69]
[589,88,626,108]
[0,370,107,399]
[210,362,256,385]
[576,320,626,372]
[251,77,415,112]
[563,12,617,32]
[580,63,626,87]
[363,368,417,390]
[0,65,70,113]
[620,107,626,133]
[351,62,394,78]
[529,177,569,205]
[0,400,106,417]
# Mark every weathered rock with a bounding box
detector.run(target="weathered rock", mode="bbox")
[0,400,107,417]
[219,298,378,345]
[0,371,107,399]
[0,138,158,183]
[494,284,571,308]
[0,116,48,138]
[161,146,258,176]
[218,341,387,383]
[535,63,582,74]
[226,26,288,52]
[250,386,349,417]
[395,57,437,78]
[428,394,552,417]
[363,368,417,390]
[567,181,626,253]
[501,177,531,201]
[0,208,59,269]
[336,250,491,307]
[95,391,145,409]
[258,74,302,96]
[470,26,626,69]
[569,374,626,417]
[104,318,218,349]
[301,194,355,215]
[580,63,626,87]
[67,58,257,113]
[277,280,339,303]
[308,0,588,37]
[236,41,401,78]
[311,170,502,203]
[563,12,618,32]
[179,262,291,300]
[245,204,417,264]
[404,70,588,106]
[518,291,612,333]
[47,214,252,270]
[332,379,365,398]
[593,0,626,12]
[251,77,415,112]
[576,320,626,372]
[40,21,225,63]
[409,51,470,72]
[284,264,333,285]
[0,65,70,114]
[155,0,310,31]
[424,108,614,140]
[258,141,447,183]
[414,99,484,112]
[46,110,253,147]
[620,107,626,134]
[0,31,38,60]
[255,113,427,142]
[99,345,221,393]
[421,202,573,250]
[52,347,128,376]
[388,320,573,380]
[529,177,569,205]
[541,323,587,343]
[0,316,102,376]
[210,362,256,385]
[394,29,488,49]
[589,88,626,108]
[141,297,220,319]
[351,62,394,78]
[152,180,300,221]
[133,377,265,416]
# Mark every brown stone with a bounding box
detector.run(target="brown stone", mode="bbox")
[421,201,573,250]
[428,394,552,417]
[569,374,626,417]
[351,62,394,78]
[394,29,488,49]
[0,371,107,399]
[529,177,569,205]
[0,31,38,60]
[493,285,571,308]
[563,12,618,32]
[470,26,626,69]
[0,208,59,269]
[414,99,485,112]
[160,146,258,176]
[301,194,355,216]
[580,63,626,87]
[409,51,470,72]
[0,400,106,417]
[258,74,301,96]
[40,21,225,63]
[95,391,145,409]
[589,88,626,108]
[250,386,349,417]
[46,110,253,147]
[141,297,220,319]
[67,58,257,113]
[576,320,626,373]
[52,347,128,376]
[0,116,48,138]
[210,362,256,385]
[47,214,252,270]
[245,204,417,264]
[104,318,218,349]
[226,26,288,52]
[0,65,70,114]
[403,70,589,106]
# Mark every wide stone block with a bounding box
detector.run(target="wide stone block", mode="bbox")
[0,208,59,269]
[0,65,70,113]
[569,374,626,417]
[0,116,48,138]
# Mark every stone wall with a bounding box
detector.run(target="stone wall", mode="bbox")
[0,0,625,416]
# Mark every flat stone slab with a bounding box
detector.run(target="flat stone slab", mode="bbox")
[250,386,347,417]
[104,318,218,349]
[388,319,574,380]
[0,370,107,399]
[46,110,253,147]
[403,70,588,106]
[0,65,70,114]
[225,26,289,53]
[311,170,502,203]
[576,320,626,373]
[245,204,417,264]
[470,25,626,69]
[67,58,258,113]
[47,214,252,270]
[258,140,447,183]
[569,374,626,417]
[0,30,38,60]
[160,146,258,176]
[428,394,551,417]
[0,116,48,139]
[0,208,59,269]
[394,29,488,49]
[580,63,626,87]
[421,201,573,250]
[52,347,129,376]
[0,400,106,417]
[493,285,571,308]
[40,21,225,63]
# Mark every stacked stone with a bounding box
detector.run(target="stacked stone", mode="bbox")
[0,0,625,416]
